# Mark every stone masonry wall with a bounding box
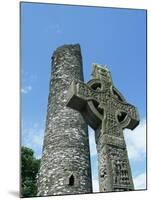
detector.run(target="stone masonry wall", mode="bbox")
[37,44,92,196]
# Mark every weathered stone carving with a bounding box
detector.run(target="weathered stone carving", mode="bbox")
[66,63,139,192]
[107,146,133,190]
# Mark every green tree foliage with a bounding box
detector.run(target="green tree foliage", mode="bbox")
[21,146,41,197]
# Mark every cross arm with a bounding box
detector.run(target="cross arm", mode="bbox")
[66,80,99,111]
[66,80,86,112]
[112,97,140,130]
[66,80,103,129]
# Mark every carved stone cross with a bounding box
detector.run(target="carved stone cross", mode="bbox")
[66,64,139,192]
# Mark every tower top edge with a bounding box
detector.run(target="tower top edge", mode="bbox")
[52,44,81,56]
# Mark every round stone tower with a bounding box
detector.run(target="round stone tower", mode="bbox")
[37,44,92,196]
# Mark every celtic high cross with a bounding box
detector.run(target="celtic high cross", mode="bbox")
[66,64,139,192]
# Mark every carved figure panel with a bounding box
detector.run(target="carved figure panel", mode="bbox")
[98,148,108,192]
[108,146,132,187]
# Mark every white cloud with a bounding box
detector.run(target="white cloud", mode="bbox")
[49,24,62,35]
[92,178,99,192]
[22,123,44,158]
[124,118,146,161]
[133,172,146,190]
[21,85,32,94]
[88,127,97,157]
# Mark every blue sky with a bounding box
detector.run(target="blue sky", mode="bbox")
[21,2,146,192]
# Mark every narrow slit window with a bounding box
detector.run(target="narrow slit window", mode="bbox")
[69,175,74,186]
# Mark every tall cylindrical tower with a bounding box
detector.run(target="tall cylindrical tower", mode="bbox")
[37,44,92,196]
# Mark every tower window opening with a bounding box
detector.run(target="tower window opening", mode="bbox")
[69,175,74,186]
